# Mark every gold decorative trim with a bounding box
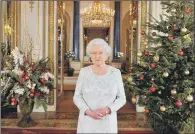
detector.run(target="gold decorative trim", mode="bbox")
[141,1,147,51]
[48,1,54,105]
[29,1,34,12]
[24,1,27,54]
[10,2,15,50]
[37,1,40,59]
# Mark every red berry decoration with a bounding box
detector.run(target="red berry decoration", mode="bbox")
[19,77,23,84]
[168,35,174,40]
[140,75,144,80]
[40,78,46,85]
[141,30,145,35]
[185,7,191,14]
[21,72,25,78]
[178,50,184,56]
[35,92,41,96]
[152,32,156,36]
[151,63,157,69]
[30,93,34,97]
[175,101,182,108]
[30,89,35,93]
[11,97,16,102]
[23,75,29,81]
[144,51,150,56]
[173,25,177,31]
[150,87,156,93]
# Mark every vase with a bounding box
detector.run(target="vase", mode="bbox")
[67,71,74,76]
[17,99,37,127]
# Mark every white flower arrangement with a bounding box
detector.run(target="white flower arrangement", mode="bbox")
[116,52,124,59]
[1,47,54,111]
[65,51,75,59]
[11,47,24,69]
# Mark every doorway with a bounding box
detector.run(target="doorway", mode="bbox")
[83,27,109,56]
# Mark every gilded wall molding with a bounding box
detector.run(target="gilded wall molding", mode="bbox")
[10,1,19,49]
[10,2,15,49]
[48,1,54,105]
[141,1,147,51]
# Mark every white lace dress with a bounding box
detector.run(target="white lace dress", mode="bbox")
[73,65,126,133]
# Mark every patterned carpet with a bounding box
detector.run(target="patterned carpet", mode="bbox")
[1,112,156,134]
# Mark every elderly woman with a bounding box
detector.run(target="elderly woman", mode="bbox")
[73,38,126,133]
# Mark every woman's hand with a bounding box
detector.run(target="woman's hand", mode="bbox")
[85,109,103,120]
[94,107,111,116]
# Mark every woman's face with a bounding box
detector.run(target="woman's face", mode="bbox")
[90,45,107,66]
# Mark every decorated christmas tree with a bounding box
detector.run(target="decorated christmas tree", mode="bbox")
[125,1,194,134]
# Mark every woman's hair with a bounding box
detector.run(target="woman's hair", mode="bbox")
[86,38,112,59]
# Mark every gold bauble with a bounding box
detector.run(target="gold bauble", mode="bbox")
[137,51,142,57]
[181,27,187,33]
[163,72,169,77]
[171,89,177,95]
[160,106,166,112]
[184,70,190,75]
[186,95,193,102]
[131,97,137,104]
[153,55,159,62]
[127,77,133,82]
[183,34,190,39]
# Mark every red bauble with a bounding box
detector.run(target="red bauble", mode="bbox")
[11,101,16,106]
[140,75,144,80]
[173,25,177,31]
[178,50,184,56]
[23,75,29,81]
[149,87,156,93]
[144,51,150,56]
[175,101,182,108]
[151,63,157,69]
[30,93,34,97]
[35,92,41,96]
[185,7,191,14]
[129,68,133,73]
[145,109,149,113]
[30,89,35,93]
[152,32,156,36]
[141,30,145,35]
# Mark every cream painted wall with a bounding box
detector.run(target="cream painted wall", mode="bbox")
[20,1,44,60]
[64,1,74,52]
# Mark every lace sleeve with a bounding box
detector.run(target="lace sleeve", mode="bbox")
[107,69,126,113]
[73,68,90,115]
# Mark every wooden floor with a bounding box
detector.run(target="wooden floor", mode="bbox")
[57,91,136,113]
